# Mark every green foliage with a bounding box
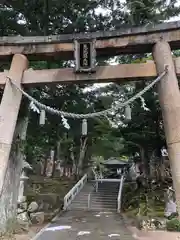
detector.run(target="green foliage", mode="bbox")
[122,182,166,218]
[91,155,112,177]
[166,218,180,232]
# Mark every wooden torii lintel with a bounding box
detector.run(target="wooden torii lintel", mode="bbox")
[0,58,180,86]
[0,21,180,60]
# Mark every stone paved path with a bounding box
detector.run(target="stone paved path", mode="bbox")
[32,210,135,240]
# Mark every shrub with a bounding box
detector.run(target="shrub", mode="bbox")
[166,218,180,231]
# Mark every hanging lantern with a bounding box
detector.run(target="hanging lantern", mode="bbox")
[39,109,46,126]
[125,105,131,122]
[82,119,87,136]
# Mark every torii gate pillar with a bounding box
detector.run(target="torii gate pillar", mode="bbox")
[153,41,180,216]
[0,54,28,231]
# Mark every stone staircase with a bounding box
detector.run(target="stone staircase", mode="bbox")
[69,181,119,211]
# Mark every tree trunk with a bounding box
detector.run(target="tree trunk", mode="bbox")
[51,149,57,178]
[43,152,49,176]
[0,115,29,235]
[153,41,180,218]
[77,137,88,177]
[159,156,166,181]
[70,146,77,178]
[56,140,61,161]
[139,146,150,177]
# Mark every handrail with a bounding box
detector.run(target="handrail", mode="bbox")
[88,193,91,209]
[63,173,88,210]
[87,182,97,210]
[117,175,124,213]
[92,168,104,192]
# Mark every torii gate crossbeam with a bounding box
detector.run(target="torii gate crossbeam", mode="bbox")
[0,21,180,60]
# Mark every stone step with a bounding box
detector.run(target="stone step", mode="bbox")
[97,187,119,189]
[90,205,117,209]
[71,204,117,209]
[96,188,119,191]
[92,199,117,202]
[91,196,118,199]
[82,194,116,197]
[97,184,119,187]
[74,194,117,199]
[68,181,120,211]
[96,191,118,194]
[74,192,93,196]
[92,192,118,196]
[98,187,119,189]
[79,188,96,193]
[70,205,117,212]
[74,195,117,199]
[98,185,119,188]
[72,200,117,205]
[82,195,117,199]
[73,196,117,200]
[80,189,95,192]
[97,186,119,189]
[93,190,119,194]
[97,188,119,190]
[73,197,117,203]
[72,201,117,206]
[70,204,88,208]
[74,198,117,203]
[79,190,117,194]
[73,195,118,203]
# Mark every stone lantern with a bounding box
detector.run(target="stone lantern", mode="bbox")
[18,157,32,204]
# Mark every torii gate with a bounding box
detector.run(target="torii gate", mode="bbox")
[0,20,180,228]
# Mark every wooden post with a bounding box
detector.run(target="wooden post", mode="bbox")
[0,54,28,231]
[153,41,180,217]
